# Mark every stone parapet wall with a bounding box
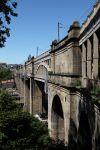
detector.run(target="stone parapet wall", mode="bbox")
[49,74,81,87]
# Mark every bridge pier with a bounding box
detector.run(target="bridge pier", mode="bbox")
[48,83,71,144]
[32,80,43,114]
[29,77,33,114]
[23,78,30,112]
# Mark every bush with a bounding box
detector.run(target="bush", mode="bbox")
[0,90,51,150]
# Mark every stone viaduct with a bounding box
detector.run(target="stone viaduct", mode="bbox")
[15,2,100,150]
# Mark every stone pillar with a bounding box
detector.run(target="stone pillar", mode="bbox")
[32,80,42,114]
[23,78,26,110]
[87,39,92,78]
[19,77,24,104]
[24,79,26,108]
[23,78,30,112]
[50,40,57,74]
[93,32,99,79]
[68,92,80,149]
[51,53,55,74]
[82,43,86,78]
[64,94,70,145]
[82,43,87,87]
[30,77,33,114]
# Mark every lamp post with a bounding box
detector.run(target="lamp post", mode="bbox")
[58,22,63,42]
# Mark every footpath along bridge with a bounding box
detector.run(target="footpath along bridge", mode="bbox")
[15,2,100,150]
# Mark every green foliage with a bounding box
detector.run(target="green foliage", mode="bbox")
[91,85,100,104]
[48,71,53,75]
[0,0,17,47]
[71,79,81,87]
[0,90,51,150]
[0,90,21,112]
[0,68,13,81]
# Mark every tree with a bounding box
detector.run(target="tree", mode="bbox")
[0,0,17,47]
[0,68,13,81]
[0,90,51,150]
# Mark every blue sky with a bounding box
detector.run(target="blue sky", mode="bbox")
[0,0,97,64]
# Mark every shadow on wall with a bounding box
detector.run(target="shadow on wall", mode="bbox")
[95,124,100,150]
[77,111,92,150]
[68,118,77,150]
[68,92,100,150]
[36,81,48,113]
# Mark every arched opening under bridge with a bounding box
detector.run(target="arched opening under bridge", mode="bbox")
[51,95,64,141]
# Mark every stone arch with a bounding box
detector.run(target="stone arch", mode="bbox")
[51,94,65,141]
[36,62,51,73]
[35,62,51,81]
[34,62,51,114]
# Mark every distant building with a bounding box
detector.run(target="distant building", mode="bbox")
[7,64,21,71]
[0,79,15,89]
[0,62,21,71]
[0,63,7,69]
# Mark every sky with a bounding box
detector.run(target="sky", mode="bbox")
[0,0,97,64]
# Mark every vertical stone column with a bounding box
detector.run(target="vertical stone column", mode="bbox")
[20,77,24,104]
[68,92,80,149]
[23,78,30,112]
[93,32,99,79]
[14,71,25,104]
[51,40,57,74]
[30,77,33,114]
[64,93,70,145]
[82,43,86,78]
[51,53,55,73]
[82,43,87,87]
[32,80,42,114]
[87,38,92,78]
[23,78,27,111]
